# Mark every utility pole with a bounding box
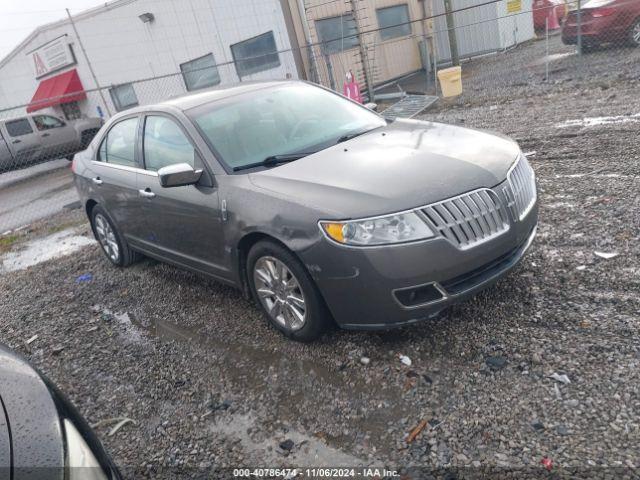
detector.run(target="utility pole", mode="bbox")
[443,0,460,66]
[349,0,374,101]
[66,8,112,116]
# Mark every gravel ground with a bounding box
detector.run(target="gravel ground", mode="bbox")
[0,38,639,479]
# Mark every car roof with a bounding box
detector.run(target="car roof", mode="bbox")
[150,80,298,112]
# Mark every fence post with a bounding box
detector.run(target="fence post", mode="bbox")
[295,0,320,84]
[545,17,550,82]
[576,0,583,56]
[444,0,460,66]
[323,54,336,91]
[349,0,374,101]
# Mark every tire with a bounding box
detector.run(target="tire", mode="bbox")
[629,18,640,47]
[81,130,98,149]
[90,205,140,267]
[66,154,75,161]
[247,240,329,342]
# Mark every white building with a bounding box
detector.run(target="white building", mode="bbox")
[0,0,300,120]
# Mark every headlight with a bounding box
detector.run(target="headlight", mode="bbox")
[320,212,434,246]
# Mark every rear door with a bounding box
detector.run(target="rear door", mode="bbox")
[32,115,77,159]
[89,115,146,243]
[3,118,41,166]
[135,113,227,278]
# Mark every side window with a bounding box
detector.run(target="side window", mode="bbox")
[33,115,65,131]
[98,117,139,167]
[143,116,195,172]
[5,119,33,137]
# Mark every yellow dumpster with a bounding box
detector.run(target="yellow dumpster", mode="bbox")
[437,66,462,98]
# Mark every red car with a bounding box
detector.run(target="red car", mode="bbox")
[533,0,568,30]
[562,0,640,48]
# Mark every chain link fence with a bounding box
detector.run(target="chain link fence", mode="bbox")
[0,0,638,234]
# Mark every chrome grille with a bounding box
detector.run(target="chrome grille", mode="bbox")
[421,189,509,250]
[507,155,536,220]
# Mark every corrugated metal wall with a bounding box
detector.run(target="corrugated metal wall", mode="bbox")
[432,0,501,63]
[431,0,535,64]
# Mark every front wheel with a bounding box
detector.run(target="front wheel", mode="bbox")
[247,240,329,342]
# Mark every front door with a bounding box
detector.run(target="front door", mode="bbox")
[32,115,77,159]
[135,114,227,278]
[2,118,41,166]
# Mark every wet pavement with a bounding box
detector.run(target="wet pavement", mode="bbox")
[0,162,77,232]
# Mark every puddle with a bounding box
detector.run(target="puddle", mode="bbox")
[1,228,96,273]
[128,316,412,455]
[212,413,368,467]
[556,113,640,129]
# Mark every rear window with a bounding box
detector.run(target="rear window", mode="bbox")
[5,119,33,137]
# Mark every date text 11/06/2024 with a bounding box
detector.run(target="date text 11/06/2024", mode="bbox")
[233,468,400,478]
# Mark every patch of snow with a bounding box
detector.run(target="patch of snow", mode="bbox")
[1,228,95,273]
[556,113,640,129]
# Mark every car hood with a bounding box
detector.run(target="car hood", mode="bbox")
[249,119,520,218]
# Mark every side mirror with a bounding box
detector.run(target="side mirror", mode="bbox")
[364,102,378,112]
[158,163,203,188]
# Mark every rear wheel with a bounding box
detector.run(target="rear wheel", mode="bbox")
[247,240,329,342]
[630,19,640,47]
[90,205,140,267]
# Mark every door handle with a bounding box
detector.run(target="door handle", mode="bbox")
[42,133,51,137]
[12,139,21,144]
[91,177,103,185]
[138,188,156,199]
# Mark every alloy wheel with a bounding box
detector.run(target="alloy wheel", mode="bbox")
[253,256,307,331]
[94,214,120,263]
[633,21,640,46]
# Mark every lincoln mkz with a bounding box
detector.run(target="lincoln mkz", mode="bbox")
[73,81,538,341]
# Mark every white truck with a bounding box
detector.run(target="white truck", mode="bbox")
[0,113,103,172]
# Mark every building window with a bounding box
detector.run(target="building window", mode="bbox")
[231,31,280,78]
[109,83,138,112]
[61,101,82,120]
[376,5,412,40]
[180,54,221,91]
[5,119,33,137]
[315,14,359,55]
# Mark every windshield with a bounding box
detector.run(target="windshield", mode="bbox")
[189,83,386,171]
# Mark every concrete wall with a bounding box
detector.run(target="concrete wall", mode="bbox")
[0,0,297,119]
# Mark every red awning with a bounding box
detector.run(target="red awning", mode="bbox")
[27,69,86,113]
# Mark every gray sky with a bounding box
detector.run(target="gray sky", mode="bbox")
[0,0,107,59]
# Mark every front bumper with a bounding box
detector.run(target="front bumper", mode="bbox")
[302,188,538,330]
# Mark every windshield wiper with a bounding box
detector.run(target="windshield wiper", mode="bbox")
[336,128,376,144]
[233,152,314,172]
